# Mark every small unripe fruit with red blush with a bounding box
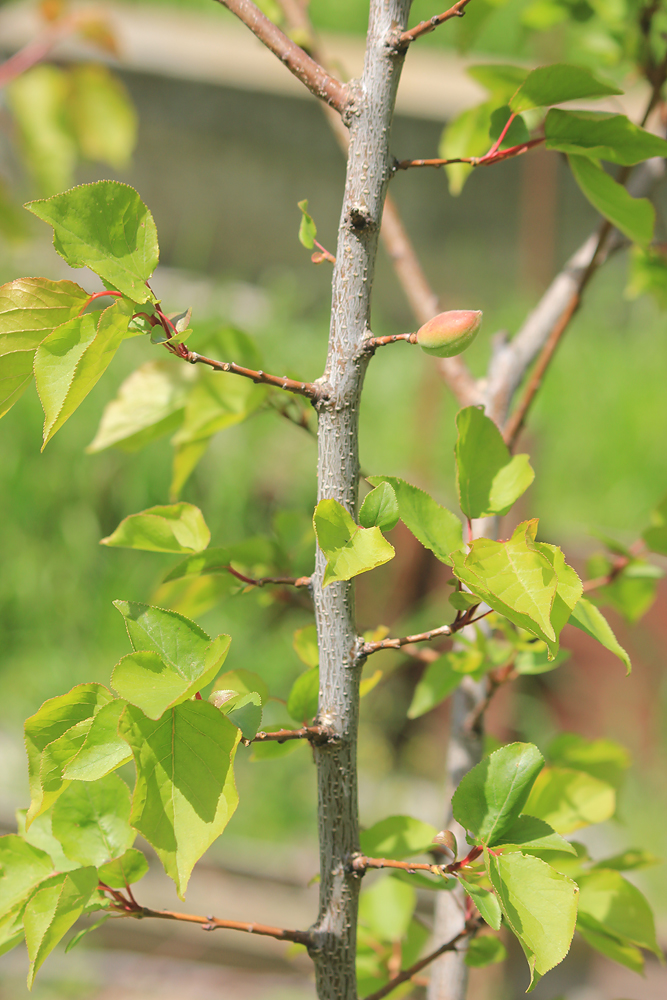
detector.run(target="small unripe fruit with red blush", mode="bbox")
[416,310,482,358]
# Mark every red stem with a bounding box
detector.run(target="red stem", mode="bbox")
[483,112,517,160]
[77,290,123,316]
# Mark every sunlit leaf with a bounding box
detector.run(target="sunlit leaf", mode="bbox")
[313,499,394,586]
[26,181,159,303]
[568,155,654,247]
[118,700,241,898]
[367,476,462,565]
[101,502,211,554]
[452,742,545,846]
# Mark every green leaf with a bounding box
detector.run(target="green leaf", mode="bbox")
[439,102,493,196]
[7,65,76,195]
[487,850,578,984]
[544,109,667,165]
[359,876,416,942]
[287,668,319,724]
[591,849,662,873]
[210,669,269,707]
[162,545,234,582]
[523,767,616,833]
[222,692,262,741]
[407,648,485,719]
[51,774,134,867]
[451,521,565,656]
[452,742,545,846]
[600,562,661,624]
[25,683,114,825]
[61,699,132,782]
[112,647,230,721]
[359,482,399,532]
[101,502,211,554]
[547,733,630,790]
[465,935,507,968]
[173,368,266,446]
[577,921,644,974]
[297,199,317,249]
[467,64,529,101]
[86,361,192,453]
[455,406,534,519]
[24,867,99,987]
[292,625,319,668]
[113,600,231,681]
[568,155,654,247]
[459,874,502,930]
[643,492,667,554]
[69,63,137,169]
[496,815,576,855]
[98,847,149,888]
[26,181,159,303]
[510,63,622,112]
[313,499,394,586]
[0,351,35,419]
[359,816,438,861]
[64,914,110,954]
[533,540,583,638]
[577,868,661,958]
[118,700,241,898]
[0,836,54,920]
[35,300,132,447]
[569,597,631,673]
[367,476,462,565]
[514,644,570,675]
[0,277,89,356]
[16,809,78,873]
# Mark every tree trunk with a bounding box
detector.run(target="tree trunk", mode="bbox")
[310,3,413,999]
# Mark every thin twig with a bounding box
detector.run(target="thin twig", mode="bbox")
[250,725,332,744]
[214,0,349,113]
[361,923,480,1000]
[353,846,482,878]
[502,289,580,448]
[225,564,312,588]
[136,905,313,945]
[395,138,544,171]
[396,0,475,48]
[360,609,490,656]
[361,332,417,353]
[166,340,323,400]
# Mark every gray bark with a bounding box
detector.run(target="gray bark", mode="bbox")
[309,3,413,998]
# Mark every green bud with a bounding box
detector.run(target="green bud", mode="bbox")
[416,310,482,358]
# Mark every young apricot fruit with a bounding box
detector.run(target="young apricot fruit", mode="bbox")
[416,309,482,358]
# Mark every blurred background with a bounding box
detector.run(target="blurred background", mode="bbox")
[0,1,666,998]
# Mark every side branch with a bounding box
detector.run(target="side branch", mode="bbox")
[226,565,312,588]
[251,725,334,744]
[362,924,480,1000]
[361,609,490,656]
[167,341,323,400]
[214,0,350,113]
[361,623,452,654]
[396,0,474,48]
[137,905,313,946]
[395,138,544,172]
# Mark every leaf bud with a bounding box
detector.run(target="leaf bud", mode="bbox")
[416,310,482,358]
[433,829,458,857]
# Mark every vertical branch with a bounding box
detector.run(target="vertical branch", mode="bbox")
[310,3,413,998]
